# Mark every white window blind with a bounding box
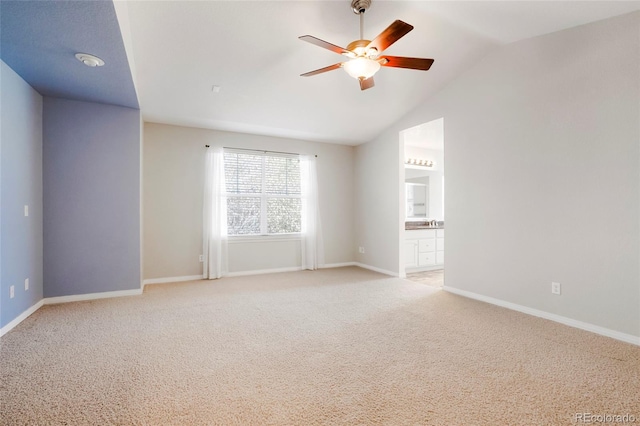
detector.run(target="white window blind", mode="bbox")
[224,150,301,236]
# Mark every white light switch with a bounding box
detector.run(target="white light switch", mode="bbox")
[10,285,15,299]
[24,205,29,217]
[25,278,29,291]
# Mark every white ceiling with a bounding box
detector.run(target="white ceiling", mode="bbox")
[120,1,640,146]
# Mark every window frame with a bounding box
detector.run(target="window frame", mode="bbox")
[223,148,302,238]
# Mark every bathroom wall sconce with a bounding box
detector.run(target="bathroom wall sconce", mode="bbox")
[405,158,435,168]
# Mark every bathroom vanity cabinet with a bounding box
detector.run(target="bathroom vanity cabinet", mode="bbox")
[405,229,444,271]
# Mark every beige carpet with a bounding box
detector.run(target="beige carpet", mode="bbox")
[406,269,444,288]
[1,267,639,425]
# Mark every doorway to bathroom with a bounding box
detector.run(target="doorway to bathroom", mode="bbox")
[399,117,444,287]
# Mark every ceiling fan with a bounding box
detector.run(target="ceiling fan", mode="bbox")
[299,0,434,91]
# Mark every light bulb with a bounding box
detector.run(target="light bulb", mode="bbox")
[343,57,381,80]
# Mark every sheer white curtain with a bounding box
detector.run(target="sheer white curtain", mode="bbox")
[203,147,228,279]
[300,155,324,270]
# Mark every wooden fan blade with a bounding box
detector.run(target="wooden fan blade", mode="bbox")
[300,63,343,77]
[359,77,375,91]
[299,35,350,56]
[366,20,413,54]
[379,56,434,71]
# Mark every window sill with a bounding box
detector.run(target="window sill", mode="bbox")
[228,234,302,244]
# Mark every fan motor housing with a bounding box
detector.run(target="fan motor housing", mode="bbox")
[351,0,371,14]
[346,39,371,52]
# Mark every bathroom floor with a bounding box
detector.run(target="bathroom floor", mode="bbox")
[406,269,444,287]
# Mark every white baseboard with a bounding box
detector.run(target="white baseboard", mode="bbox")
[44,288,143,305]
[143,275,203,286]
[320,262,356,269]
[0,300,45,337]
[354,262,398,277]
[226,266,303,277]
[443,286,640,346]
[145,265,361,281]
[145,263,370,282]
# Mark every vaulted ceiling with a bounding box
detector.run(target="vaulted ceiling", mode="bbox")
[3,1,639,145]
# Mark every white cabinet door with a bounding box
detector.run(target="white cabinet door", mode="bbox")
[436,238,444,251]
[404,240,418,268]
[436,251,444,265]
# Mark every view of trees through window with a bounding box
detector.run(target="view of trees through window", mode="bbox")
[224,151,301,235]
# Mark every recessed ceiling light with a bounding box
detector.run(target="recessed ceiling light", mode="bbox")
[75,53,105,67]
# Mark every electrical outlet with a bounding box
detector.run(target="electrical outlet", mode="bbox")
[10,285,15,299]
[25,278,29,291]
[551,282,561,295]
[358,246,365,254]
[199,254,204,262]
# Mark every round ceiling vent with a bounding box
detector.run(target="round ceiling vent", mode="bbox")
[75,53,105,67]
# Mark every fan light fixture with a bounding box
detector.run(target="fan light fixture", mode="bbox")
[343,57,380,79]
[298,0,434,91]
[75,53,105,67]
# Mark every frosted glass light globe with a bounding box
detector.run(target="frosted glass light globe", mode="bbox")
[343,57,381,79]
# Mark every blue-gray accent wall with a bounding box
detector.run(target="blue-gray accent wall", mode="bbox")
[0,60,44,329]
[43,98,141,298]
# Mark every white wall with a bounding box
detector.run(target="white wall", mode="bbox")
[143,123,355,279]
[354,133,404,275]
[355,12,640,337]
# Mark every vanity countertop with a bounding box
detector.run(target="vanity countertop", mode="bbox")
[405,221,444,230]
[405,225,444,230]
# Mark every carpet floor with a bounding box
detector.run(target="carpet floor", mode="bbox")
[406,269,444,288]
[1,267,638,425]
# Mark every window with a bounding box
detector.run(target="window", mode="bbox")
[224,149,301,236]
